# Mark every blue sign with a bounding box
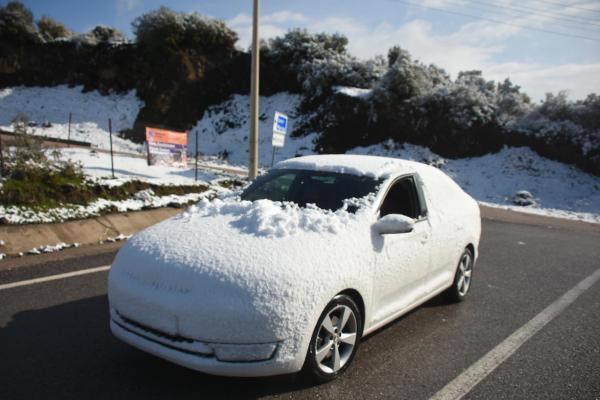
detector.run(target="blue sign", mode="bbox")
[277,115,287,131]
[272,112,289,147]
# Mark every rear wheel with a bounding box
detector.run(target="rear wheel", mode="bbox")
[445,248,474,303]
[302,295,362,383]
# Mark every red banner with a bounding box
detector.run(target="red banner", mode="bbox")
[145,127,188,167]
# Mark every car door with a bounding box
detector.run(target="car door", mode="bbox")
[370,175,432,325]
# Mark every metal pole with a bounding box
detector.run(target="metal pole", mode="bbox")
[195,130,199,181]
[271,147,275,168]
[248,0,260,180]
[0,133,4,177]
[67,112,72,143]
[109,118,115,179]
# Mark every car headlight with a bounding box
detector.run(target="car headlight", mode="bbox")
[212,343,278,362]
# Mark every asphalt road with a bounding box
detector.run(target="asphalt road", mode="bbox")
[1,218,599,400]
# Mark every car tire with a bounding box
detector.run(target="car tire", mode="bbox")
[445,247,474,303]
[302,294,363,383]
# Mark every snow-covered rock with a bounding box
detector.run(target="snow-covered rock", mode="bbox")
[512,190,537,206]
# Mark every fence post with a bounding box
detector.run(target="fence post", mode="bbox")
[109,118,115,179]
[195,130,199,181]
[67,112,72,143]
[0,133,4,177]
[271,147,276,167]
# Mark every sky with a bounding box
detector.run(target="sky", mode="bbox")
[7,0,600,101]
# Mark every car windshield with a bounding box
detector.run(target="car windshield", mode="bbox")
[241,169,383,212]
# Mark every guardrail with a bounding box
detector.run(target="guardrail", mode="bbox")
[0,129,92,147]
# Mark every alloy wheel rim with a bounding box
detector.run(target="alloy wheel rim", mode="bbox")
[457,253,472,296]
[315,304,358,374]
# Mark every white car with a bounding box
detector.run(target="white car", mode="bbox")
[108,154,481,382]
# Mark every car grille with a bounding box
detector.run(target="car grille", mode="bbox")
[112,309,214,357]
[118,312,194,344]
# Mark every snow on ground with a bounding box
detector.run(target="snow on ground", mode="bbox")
[0,85,144,153]
[0,188,219,225]
[188,93,317,168]
[60,148,225,186]
[103,234,132,243]
[26,242,80,255]
[349,141,600,223]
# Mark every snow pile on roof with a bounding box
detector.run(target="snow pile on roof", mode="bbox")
[188,93,317,167]
[179,194,375,239]
[333,86,372,99]
[275,154,418,179]
[349,142,600,223]
[0,86,144,153]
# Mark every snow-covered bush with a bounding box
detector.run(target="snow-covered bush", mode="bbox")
[506,92,600,174]
[495,78,533,125]
[1,126,86,208]
[133,7,237,55]
[373,47,441,106]
[399,71,503,156]
[0,1,40,44]
[75,25,127,46]
[37,15,72,41]
[264,30,383,100]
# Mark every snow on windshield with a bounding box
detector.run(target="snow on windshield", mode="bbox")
[240,169,383,212]
[176,193,377,239]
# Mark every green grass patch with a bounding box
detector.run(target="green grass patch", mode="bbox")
[1,164,245,210]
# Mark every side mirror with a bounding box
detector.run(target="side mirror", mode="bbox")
[374,214,415,235]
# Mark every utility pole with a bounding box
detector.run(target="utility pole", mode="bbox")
[248,0,260,180]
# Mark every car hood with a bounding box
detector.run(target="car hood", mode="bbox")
[108,197,374,343]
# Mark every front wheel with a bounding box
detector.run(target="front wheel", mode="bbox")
[445,247,474,303]
[302,294,362,383]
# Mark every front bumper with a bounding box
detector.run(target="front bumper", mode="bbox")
[110,309,298,377]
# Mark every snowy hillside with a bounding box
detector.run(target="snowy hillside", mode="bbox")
[349,142,600,223]
[189,93,317,167]
[0,85,144,153]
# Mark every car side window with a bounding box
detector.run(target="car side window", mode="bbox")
[379,176,424,219]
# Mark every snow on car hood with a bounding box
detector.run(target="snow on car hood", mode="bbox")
[109,194,376,348]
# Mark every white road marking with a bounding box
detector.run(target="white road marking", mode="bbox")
[430,267,600,400]
[0,265,110,291]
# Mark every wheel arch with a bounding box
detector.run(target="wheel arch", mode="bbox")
[466,243,476,260]
[337,288,366,334]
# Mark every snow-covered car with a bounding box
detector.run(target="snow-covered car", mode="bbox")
[108,154,481,382]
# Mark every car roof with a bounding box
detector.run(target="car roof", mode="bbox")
[273,154,427,180]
